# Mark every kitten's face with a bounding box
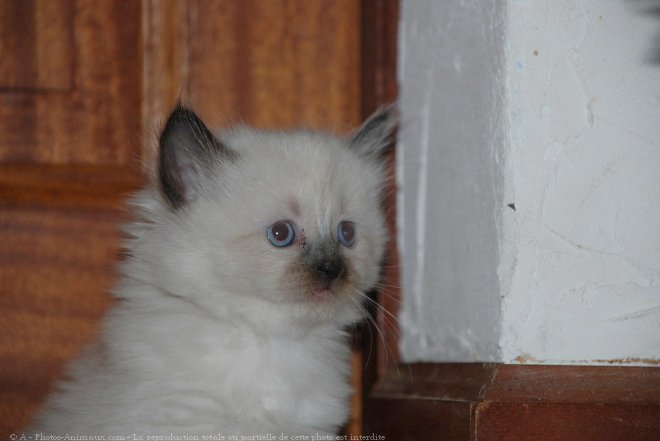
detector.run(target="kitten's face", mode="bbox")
[202,130,387,325]
[138,106,396,329]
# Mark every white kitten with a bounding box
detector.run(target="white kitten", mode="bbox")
[31,105,396,437]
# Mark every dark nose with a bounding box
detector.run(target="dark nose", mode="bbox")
[315,258,345,282]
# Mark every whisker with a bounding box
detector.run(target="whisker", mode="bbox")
[351,288,401,376]
[373,281,403,289]
[357,292,401,333]
[350,292,390,371]
[373,287,402,297]
[371,290,403,306]
[348,295,376,370]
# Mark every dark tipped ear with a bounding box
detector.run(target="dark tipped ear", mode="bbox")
[159,105,234,209]
[350,104,398,159]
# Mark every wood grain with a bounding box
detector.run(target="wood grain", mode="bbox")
[357,4,400,438]
[364,363,660,441]
[476,402,660,441]
[0,164,141,436]
[0,0,142,165]
[365,398,471,441]
[186,0,361,132]
[374,363,496,401]
[0,0,73,90]
[141,0,363,160]
[485,364,660,404]
[365,363,491,441]
[141,0,189,166]
[359,0,400,381]
[477,364,660,440]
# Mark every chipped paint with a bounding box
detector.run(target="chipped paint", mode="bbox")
[512,355,660,367]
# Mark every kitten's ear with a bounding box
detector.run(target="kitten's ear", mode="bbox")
[349,104,398,159]
[158,105,234,209]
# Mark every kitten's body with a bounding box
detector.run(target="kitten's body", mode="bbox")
[31,106,396,436]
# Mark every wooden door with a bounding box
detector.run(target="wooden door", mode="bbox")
[0,0,142,164]
[1,0,367,435]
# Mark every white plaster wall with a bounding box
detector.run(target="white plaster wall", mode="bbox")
[500,0,660,364]
[398,0,660,365]
[397,0,505,362]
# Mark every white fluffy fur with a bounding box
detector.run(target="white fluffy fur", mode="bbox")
[31,112,392,437]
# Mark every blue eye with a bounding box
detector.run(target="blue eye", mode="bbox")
[337,221,356,247]
[266,221,296,247]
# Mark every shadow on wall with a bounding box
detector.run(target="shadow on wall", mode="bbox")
[625,0,660,62]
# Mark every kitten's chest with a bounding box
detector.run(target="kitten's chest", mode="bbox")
[156,326,352,428]
[113,307,352,430]
[254,340,352,425]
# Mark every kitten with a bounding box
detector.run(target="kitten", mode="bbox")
[31,104,396,436]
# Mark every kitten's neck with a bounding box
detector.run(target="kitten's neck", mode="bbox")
[115,275,349,341]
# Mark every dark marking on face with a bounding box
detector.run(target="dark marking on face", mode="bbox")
[303,238,346,285]
[283,236,356,303]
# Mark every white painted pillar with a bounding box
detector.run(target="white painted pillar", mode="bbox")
[398,0,660,365]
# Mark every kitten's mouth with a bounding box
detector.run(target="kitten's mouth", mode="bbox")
[297,259,353,302]
[309,275,354,301]
[310,278,341,300]
[312,288,333,299]
[312,280,337,300]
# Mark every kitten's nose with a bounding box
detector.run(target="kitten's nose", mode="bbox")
[315,258,345,282]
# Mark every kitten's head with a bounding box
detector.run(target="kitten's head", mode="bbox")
[128,105,396,332]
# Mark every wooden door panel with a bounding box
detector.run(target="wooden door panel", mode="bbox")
[0,0,142,165]
[0,164,141,435]
[0,0,74,91]
[186,0,361,130]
